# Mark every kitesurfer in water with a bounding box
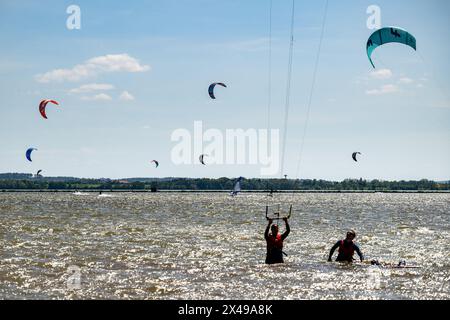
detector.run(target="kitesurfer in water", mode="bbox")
[265,218,290,264]
[328,230,364,263]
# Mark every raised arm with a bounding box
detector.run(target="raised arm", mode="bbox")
[264,219,272,240]
[328,241,340,262]
[281,218,290,240]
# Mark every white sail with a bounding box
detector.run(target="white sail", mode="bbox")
[234,180,241,192]
[230,177,243,196]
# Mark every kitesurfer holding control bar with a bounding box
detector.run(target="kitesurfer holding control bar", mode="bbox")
[264,218,290,264]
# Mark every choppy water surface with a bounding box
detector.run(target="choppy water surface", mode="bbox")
[0,192,449,300]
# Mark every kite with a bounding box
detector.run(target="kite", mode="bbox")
[199,154,207,165]
[366,27,416,68]
[151,160,159,168]
[352,152,362,162]
[26,148,37,162]
[39,99,59,119]
[208,83,227,99]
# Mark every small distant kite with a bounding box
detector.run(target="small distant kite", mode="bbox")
[366,27,417,68]
[26,148,37,162]
[352,152,362,162]
[36,170,43,177]
[151,160,159,168]
[199,154,207,165]
[208,83,227,99]
[39,99,59,119]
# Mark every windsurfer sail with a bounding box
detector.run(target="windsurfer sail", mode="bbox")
[230,177,243,196]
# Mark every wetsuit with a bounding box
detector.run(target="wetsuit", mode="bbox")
[328,240,363,262]
[265,224,290,264]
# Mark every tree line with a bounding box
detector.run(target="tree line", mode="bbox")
[0,175,448,191]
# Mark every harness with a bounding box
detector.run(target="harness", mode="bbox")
[267,233,283,250]
[338,240,355,258]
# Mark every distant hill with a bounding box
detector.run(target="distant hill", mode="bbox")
[0,173,95,182]
[125,177,179,182]
[0,173,179,182]
[0,173,33,179]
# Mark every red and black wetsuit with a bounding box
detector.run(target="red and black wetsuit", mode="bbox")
[328,240,364,262]
[265,224,290,264]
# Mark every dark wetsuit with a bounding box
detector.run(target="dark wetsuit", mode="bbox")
[265,224,290,264]
[328,240,363,262]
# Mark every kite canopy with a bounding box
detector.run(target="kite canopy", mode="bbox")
[36,170,43,177]
[151,160,159,168]
[26,148,37,162]
[199,154,207,165]
[39,99,59,119]
[208,83,227,99]
[366,27,416,68]
[352,152,362,162]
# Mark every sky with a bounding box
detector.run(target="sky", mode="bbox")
[0,0,449,180]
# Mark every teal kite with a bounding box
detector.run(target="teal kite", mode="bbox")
[366,27,416,68]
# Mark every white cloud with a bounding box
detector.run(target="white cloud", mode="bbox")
[36,54,150,83]
[365,84,399,95]
[69,83,115,94]
[81,93,113,101]
[398,77,414,84]
[369,68,392,80]
[119,91,135,101]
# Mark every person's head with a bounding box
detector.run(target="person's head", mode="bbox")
[271,224,279,235]
[345,230,356,241]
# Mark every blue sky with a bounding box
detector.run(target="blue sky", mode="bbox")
[0,0,449,180]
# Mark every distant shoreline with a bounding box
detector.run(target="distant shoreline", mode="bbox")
[2,174,448,193]
[1,189,449,194]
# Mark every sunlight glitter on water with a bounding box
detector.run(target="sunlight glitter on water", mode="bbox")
[0,192,449,299]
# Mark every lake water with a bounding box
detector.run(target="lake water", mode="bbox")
[0,192,449,299]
